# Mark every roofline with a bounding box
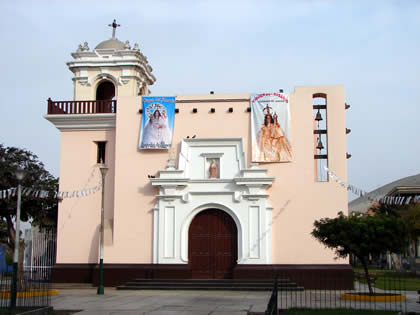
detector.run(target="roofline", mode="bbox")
[387,186,420,196]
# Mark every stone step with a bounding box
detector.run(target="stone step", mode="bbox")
[126,279,293,284]
[116,279,304,291]
[123,281,297,287]
[117,285,304,291]
[51,283,95,289]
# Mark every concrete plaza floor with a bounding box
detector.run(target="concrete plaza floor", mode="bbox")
[51,288,270,314]
[51,287,420,314]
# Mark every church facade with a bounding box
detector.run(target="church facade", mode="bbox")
[45,29,352,287]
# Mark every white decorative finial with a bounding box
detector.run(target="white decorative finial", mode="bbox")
[82,42,89,51]
[167,147,176,169]
[133,43,139,51]
[124,40,131,50]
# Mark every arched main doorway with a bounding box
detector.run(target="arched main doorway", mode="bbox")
[188,209,238,279]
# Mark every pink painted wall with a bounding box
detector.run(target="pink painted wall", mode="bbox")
[55,87,348,264]
[56,130,115,263]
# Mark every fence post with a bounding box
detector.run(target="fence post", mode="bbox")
[265,272,278,315]
[274,273,278,314]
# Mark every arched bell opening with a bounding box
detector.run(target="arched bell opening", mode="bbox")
[96,80,115,101]
[313,93,328,182]
[95,80,116,113]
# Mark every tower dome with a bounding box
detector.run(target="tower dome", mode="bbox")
[67,20,156,100]
[95,38,125,50]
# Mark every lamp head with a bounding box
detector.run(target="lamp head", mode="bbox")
[99,164,109,177]
[15,168,25,181]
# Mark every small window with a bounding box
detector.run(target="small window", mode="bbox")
[97,142,106,164]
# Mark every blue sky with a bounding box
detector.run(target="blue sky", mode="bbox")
[0,1,419,201]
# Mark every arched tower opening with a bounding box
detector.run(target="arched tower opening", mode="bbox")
[96,80,115,101]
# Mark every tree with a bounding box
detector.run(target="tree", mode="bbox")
[0,144,58,277]
[312,212,407,294]
[371,201,420,272]
[400,203,420,255]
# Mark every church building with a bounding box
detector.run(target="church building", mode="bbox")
[45,23,352,288]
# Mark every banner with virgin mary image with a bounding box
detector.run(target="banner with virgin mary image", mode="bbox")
[251,93,293,162]
[139,96,175,149]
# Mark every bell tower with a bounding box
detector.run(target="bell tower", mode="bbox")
[67,20,156,101]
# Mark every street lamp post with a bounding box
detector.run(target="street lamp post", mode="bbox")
[97,164,108,295]
[10,169,25,308]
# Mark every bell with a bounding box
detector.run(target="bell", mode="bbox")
[315,110,323,121]
[316,138,324,150]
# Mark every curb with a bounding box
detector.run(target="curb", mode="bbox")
[341,293,406,302]
[0,289,59,298]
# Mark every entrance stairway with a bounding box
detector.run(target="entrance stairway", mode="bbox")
[116,279,304,291]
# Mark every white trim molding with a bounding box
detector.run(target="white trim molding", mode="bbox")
[44,113,116,131]
[150,138,274,265]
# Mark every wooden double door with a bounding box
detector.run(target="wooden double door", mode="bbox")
[188,209,238,279]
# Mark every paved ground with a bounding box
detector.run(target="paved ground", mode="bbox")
[51,288,270,314]
[51,288,420,314]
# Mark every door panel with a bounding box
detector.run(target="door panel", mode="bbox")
[189,209,237,279]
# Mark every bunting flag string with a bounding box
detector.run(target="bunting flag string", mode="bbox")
[0,183,102,200]
[324,166,420,206]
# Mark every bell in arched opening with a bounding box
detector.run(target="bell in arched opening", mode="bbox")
[315,110,323,121]
[316,137,324,150]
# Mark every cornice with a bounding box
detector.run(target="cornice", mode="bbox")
[176,98,250,103]
[151,177,274,186]
[242,194,270,200]
[233,177,275,185]
[188,179,233,184]
[151,179,190,186]
[44,114,116,131]
[67,59,149,67]
[67,60,156,84]
[183,137,243,144]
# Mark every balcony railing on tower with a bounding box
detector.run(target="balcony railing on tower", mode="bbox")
[47,98,117,114]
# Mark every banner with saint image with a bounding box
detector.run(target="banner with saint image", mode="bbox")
[251,93,293,162]
[139,96,175,149]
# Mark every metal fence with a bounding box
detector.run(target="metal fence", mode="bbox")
[0,270,52,308]
[266,270,409,314]
[265,274,278,315]
[24,228,56,281]
[0,227,57,309]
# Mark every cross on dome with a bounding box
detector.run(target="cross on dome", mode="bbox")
[108,19,120,39]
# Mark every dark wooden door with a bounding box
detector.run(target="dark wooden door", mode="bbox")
[188,209,237,279]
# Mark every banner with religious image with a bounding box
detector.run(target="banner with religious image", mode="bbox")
[139,96,175,149]
[251,93,293,162]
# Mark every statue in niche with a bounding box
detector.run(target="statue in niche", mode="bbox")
[209,159,219,178]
